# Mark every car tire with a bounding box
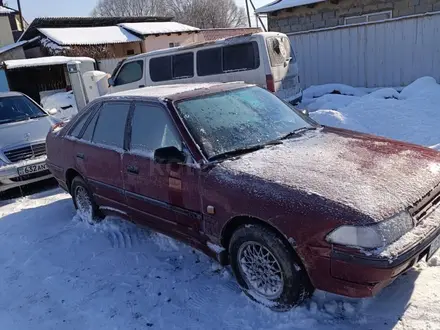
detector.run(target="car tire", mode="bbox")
[71,176,102,224]
[229,224,313,311]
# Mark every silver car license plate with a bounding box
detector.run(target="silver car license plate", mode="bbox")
[17,162,48,176]
[428,235,440,260]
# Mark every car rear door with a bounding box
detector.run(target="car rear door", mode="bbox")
[122,101,202,240]
[74,101,131,213]
[109,60,145,93]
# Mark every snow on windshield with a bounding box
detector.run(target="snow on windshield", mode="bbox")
[176,87,311,158]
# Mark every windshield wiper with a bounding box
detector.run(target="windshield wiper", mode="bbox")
[209,140,282,162]
[29,114,48,119]
[277,126,317,141]
[0,115,30,124]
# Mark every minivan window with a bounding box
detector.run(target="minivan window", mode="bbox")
[130,103,181,154]
[197,48,222,76]
[150,53,194,82]
[223,42,260,72]
[173,53,194,78]
[150,56,172,82]
[92,102,130,149]
[196,42,259,77]
[0,95,47,125]
[114,60,143,86]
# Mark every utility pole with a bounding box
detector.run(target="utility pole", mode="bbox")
[16,0,24,31]
[249,0,267,32]
[245,0,252,27]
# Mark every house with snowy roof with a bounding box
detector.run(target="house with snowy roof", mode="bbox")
[0,0,26,47]
[256,0,440,33]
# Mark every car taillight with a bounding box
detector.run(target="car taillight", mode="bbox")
[266,74,275,92]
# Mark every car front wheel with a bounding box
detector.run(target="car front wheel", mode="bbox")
[229,224,313,311]
[71,176,102,224]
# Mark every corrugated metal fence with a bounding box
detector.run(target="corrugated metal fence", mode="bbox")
[97,57,125,75]
[289,12,440,88]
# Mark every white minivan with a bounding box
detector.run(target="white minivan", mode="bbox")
[108,32,302,104]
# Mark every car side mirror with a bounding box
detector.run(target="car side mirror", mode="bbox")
[48,108,58,115]
[301,109,309,117]
[108,77,115,87]
[154,146,186,164]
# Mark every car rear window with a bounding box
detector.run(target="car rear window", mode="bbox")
[92,102,130,149]
[266,36,293,67]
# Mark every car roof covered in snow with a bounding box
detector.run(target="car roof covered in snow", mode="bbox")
[3,56,95,70]
[0,91,24,98]
[103,82,253,102]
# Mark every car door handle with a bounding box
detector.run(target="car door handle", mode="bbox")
[139,85,145,88]
[76,152,85,160]
[127,165,139,175]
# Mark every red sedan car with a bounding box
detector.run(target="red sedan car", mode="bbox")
[46,83,440,311]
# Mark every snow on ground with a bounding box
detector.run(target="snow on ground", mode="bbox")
[41,91,78,121]
[1,189,440,330]
[302,77,440,149]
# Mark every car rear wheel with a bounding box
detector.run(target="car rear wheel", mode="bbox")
[229,224,313,311]
[71,176,102,224]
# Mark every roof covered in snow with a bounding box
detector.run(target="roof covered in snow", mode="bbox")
[105,82,250,100]
[119,22,200,36]
[255,0,326,13]
[38,26,142,46]
[3,56,95,69]
[0,5,16,15]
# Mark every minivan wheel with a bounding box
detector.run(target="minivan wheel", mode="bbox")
[71,176,102,224]
[229,225,313,311]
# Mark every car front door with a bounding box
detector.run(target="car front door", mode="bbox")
[74,101,130,213]
[109,60,145,93]
[122,101,202,240]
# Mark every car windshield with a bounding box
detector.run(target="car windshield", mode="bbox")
[0,95,47,125]
[176,86,314,160]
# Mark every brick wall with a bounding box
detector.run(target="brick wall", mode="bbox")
[268,0,440,33]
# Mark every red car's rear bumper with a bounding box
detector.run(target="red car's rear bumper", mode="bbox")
[306,228,440,298]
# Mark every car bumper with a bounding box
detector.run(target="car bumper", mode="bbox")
[306,223,440,298]
[0,157,53,193]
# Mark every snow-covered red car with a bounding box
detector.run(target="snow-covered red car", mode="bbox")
[46,82,440,311]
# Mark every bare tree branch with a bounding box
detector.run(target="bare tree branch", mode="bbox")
[91,0,246,28]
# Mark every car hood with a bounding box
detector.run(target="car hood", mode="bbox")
[221,127,440,221]
[0,117,53,150]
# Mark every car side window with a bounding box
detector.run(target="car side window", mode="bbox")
[130,103,181,155]
[114,60,143,86]
[81,110,99,141]
[92,102,130,149]
[68,103,99,137]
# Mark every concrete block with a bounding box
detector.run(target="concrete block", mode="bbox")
[433,2,440,10]
[409,0,420,5]
[414,3,433,12]
[394,0,410,10]
[364,4,379,12]
[325,18,340,27]
[322,10,336,19]
[310,13,323,21]
[289,16,299,24]
[313,20,327,29]
[395,7,416,16]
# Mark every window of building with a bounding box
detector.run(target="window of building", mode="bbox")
[169,42,181,48]
[345,11,392,25]
[126,49,135,55]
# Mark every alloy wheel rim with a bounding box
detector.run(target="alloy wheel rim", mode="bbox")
[237,241,284,300]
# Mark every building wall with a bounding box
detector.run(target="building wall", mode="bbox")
[0,16,14,47]
[268,0,440,33]
[143,32,201,52]
[290,12,440,88]
[111,42,143,57]
[0,46,25,62]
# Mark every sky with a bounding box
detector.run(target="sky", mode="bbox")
[8,0,271,24]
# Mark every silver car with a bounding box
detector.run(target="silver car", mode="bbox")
[0,92,60,193]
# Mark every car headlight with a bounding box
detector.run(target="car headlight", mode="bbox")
[326,211,414,249]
